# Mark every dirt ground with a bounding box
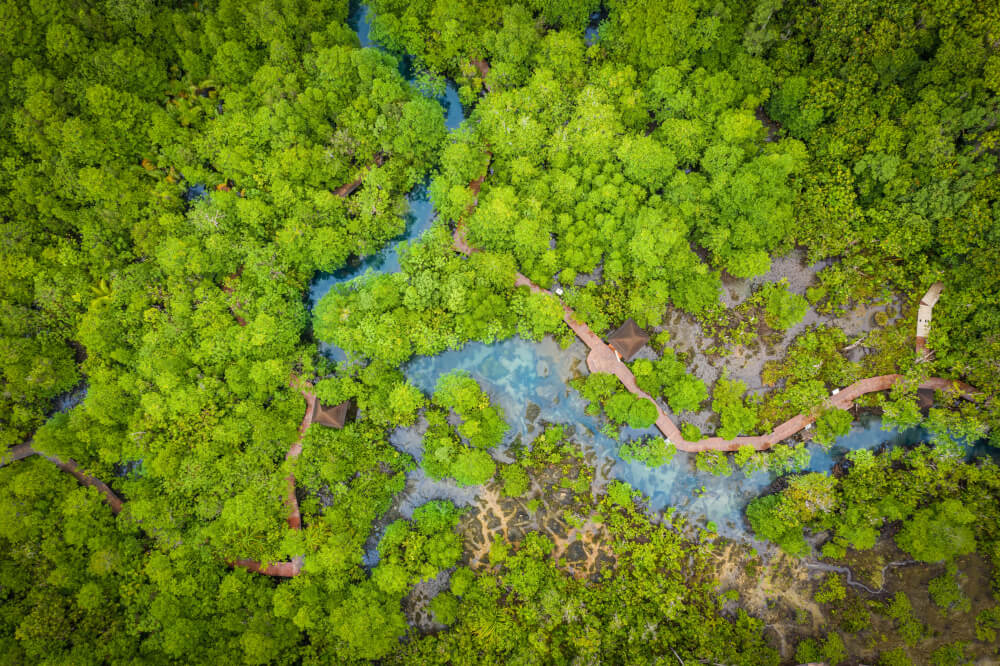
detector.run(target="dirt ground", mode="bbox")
[712,536,1000,664]
[653,247,903,434]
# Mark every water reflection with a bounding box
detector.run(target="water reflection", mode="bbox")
[347,1,376,48]
[348,1,465,130]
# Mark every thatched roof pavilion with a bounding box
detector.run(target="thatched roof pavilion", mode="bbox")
[312,400,350,429]
[607,319,649,362]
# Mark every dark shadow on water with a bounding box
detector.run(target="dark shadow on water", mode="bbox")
[585,7,608,46]
[347,1,375,48]
[184,184,207,203]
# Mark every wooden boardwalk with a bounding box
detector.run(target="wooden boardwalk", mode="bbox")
[231,376,316,577]
[455,234,981,453]
[1,442,124,513]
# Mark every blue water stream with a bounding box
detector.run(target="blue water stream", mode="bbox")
[306,3,466,360]
[585,9,607,46]
[400,336,994,540]
[306,2,464,313]
[316,4,996,546]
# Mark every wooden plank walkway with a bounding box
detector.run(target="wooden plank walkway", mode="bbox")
[1,442,125,514]
[455,226,980,453]
[231,375,316,577]
[0,158,983,581]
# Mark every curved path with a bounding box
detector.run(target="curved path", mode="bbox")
[455,205,981,454]
[230,376,316,577]
[1,442,124,514]
[4,157,391,578]
[1,381,316,579]
[1,143,984,581]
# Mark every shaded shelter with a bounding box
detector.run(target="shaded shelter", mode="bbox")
[607,319,649,361]
[312,400,350,429]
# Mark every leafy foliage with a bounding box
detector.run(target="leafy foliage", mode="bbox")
[631,352,708,413]
[696,450,733,477]
[749,446,1000,576]
[619,436,676,468]
[712,376,760,439]
[814,408,854,447]
[762,279,809,330]
[4,0,1000,662]
[572,371,660,431]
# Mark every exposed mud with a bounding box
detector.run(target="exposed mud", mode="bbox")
[713,541,828,657]
[713,534,1000,664]
[404,568,453,633]
[657,248,903,434]
[459,453,614,581]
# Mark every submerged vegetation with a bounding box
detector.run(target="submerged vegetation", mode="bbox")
[2,0,999,663]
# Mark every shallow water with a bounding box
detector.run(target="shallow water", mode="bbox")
[347,2,376,49]
[348,2,465,131]
[402,335,771,539]
[400,335,995,541]
[317,1,466,301]
[184,183,207,202]
[308,181,435,307]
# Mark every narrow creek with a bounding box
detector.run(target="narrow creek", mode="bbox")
[306,1,465,362]
[310,3,997,554]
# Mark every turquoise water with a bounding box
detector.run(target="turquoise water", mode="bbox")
[402,336,770,537]
[347,2,465,131]
[402,336,995,540]
[309,4,466,307]
[348,2,376,48]
[308,181,434,305]
[307,182,434,363]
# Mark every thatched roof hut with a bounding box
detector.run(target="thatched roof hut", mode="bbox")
[607,319,649,362]
[312,400,350,429]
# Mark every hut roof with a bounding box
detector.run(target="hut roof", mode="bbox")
[916,388,936,413]
[607,319,649,361]
[312,400,350,429]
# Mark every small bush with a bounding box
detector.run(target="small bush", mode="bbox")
[500,463,530,497]
[680,422,702,441]
[430,592,460,625]
[814,573,847,604]
[695,450,732,476]
[762,279,808,330]
[928,563,970,613]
